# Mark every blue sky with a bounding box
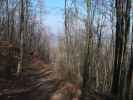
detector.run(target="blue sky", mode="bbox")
[33,0,112,36]
[45,0,64,34]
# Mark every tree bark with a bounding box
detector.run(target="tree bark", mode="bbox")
[111,0,131,100]
[124,20,133,100]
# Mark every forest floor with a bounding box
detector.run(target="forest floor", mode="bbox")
[0,55,115,100]
[0,56,58,100]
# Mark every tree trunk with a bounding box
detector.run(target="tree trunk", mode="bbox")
[111,0,131,100]
[17,0,24,75]
[124,21,133,100]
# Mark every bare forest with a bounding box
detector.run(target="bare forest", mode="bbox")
[0,0,132,100]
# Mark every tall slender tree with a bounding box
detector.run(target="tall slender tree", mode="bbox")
[124,19,133,100]
[17,0,24,74]
[111,0,131,100]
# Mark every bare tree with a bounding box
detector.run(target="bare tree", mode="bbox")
[111,0,131,100]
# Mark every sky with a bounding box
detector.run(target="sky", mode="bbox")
[33,0,112,37]
[45,0,64,34]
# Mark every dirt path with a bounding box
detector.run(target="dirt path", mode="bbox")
[0,55,58,100]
